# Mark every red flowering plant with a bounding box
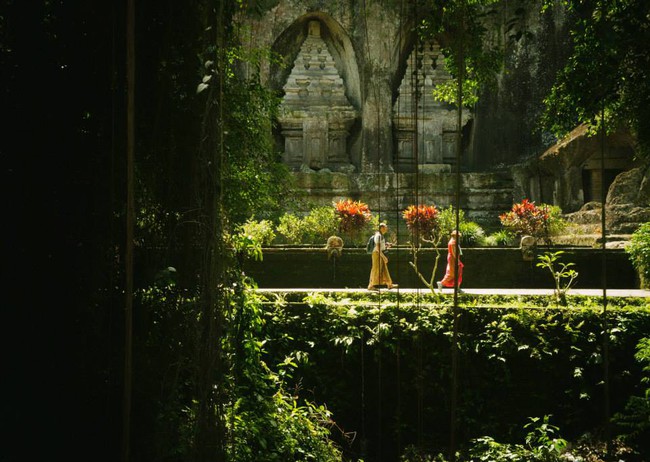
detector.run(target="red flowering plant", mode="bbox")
[334,199,372,236]
[402,204,444,296]
[402,204,439,240]
[499,199,550,240]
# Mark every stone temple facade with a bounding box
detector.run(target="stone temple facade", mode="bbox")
[278,21,358,173]
[393,40,471,173]
[236,1,642,230]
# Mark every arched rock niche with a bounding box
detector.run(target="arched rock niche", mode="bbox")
[270,14,362,172]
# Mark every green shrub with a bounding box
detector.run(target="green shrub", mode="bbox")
[276,213,305,244]
[486,230,515,247]
[459,221,487,247]
[543,204,568,237]
[436,206,486,246]
[276,207,346,245]
[460,416,567,462]
[239,218,276,246]
[499,200,567,243]
[626,222,650,288]
[437,205,465,236]
[303,206,338,243]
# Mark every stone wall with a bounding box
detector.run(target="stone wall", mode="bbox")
[291,170,513,227]
[237,0,570,173]
[244,247,638,289]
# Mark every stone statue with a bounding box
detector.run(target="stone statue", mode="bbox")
[326,235,344,259]
[520,235,536,261]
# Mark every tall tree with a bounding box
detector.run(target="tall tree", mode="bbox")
[541,0,650,158]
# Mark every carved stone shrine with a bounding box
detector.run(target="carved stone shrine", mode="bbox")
[278,20,358,173]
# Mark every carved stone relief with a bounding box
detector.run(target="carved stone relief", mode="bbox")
[393,41,472,172]
[278,20,358,172]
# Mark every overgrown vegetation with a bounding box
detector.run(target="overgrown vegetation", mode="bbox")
[612,336,650,457]
[418,0,503,108]
[134,283,649,460]
[17,0,646,460]
[274,205,380,246]
[499,199,567,244]
[136,282,344,462]
[626,222,650,288]
[540,0,650,159]
[254,291,649,461]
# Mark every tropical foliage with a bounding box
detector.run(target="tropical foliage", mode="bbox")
[613,336,650,457]
[239,218,277,246]
[541,0,650,159]
[402,204,440,240]
[274,205,378,246]
[486,230,516,247]
[276,207,338,245]
[449,416,567,462]
[136,281,344,462]
[226,285,343,462]
[626,222,650,288]
[334,199,373,235]
[437,205,488,247]
[259,291,650,460]
[500,199,551,240]
[419,0,502,108]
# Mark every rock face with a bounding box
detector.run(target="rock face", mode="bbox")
[236,1,642,232]
[561,165,650,245]
[513,122,648,242]
[238,1,569,174]
[606,166,650,234]
[512,125,638,213]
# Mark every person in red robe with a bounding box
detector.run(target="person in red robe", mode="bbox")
[437,230,463,291]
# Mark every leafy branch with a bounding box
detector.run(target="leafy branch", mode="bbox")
[536,251,578,306]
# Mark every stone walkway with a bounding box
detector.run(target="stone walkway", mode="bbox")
[256,287,650,297]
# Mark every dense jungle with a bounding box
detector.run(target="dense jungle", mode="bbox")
[4,1,650,461]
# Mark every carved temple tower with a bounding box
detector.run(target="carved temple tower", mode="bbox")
[393,41,472,172]
[278,21,358,172]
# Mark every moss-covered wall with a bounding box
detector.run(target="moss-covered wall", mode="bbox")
[245,247,638,289]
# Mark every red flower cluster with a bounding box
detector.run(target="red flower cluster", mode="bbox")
[499,199,550,237]
[402,204,439,238]
[334,199,372,233]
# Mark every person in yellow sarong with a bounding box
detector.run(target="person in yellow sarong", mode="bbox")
[368,223,397,290]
